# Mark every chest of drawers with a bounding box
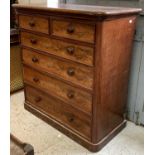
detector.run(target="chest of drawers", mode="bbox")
[13,3,141,152]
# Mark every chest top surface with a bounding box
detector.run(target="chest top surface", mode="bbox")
[13,3,141,18]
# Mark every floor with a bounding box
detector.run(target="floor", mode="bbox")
[10,91,144,155]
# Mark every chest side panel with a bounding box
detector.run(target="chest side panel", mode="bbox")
[93,16,137,142]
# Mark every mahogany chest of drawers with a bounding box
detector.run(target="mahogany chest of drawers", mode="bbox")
[13,3,141,152]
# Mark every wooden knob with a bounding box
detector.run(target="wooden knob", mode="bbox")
[67,24,75,34]
[35,97,42,102]
[67,68,75,76]
[68,117,74,122]
[32,57,38,63]
[67,47,74,55]
[30,39,37,44]
[33,77,39,83]
[29,21,35,27]
[67,91,74,99]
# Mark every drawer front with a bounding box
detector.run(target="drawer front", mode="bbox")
[25,85,91,139]
[22,49,93,90]
[52,20,95,43]
[19,15,49,34]
[23,66,92,114]
[21,32,93,66]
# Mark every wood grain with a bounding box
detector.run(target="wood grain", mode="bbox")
[52,20,95,43]
[22,48,93,90]
[14,4,141,151]
[23,66,92,115]
[92,16,137,142]
[13,4,141,18]
[21,31,94,66]
[25,85,91,140]
[19,15,49,34]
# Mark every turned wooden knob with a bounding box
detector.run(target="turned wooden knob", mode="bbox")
[67,91,74,99]
[67,68,75,76]
[29,21,35,27]
[35,97,42,102]
[67,24,75,34]
[68,117,74,122]
[67,46,75,55]
[30,38,37,44]
[32,57,38,63]
[33,77,39,83]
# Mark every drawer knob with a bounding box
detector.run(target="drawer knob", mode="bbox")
[33,77,39,83]
[67,68,75,76]
[67,24,75,34]
[35,97,42,103]
[29,21,35,27]
[68,117,74,122]
[30,39,37,44]
[67,47,75,55]
[32,57,38,63]
[67,91,74,99]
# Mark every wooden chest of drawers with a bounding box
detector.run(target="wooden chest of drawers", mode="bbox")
[13,3,141,152]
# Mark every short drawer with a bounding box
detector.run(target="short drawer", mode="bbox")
[25,85,91,140]
[21,32,94,66]
[23,66,92,114]
[52,20,95,43]
[22,49,93,90]
[19,15,49,34]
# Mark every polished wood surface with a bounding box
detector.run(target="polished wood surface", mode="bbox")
[25,101,127,152]
[21,31,94,66]
[25,85,91,140]
[93,16,137,142]
[23,66,92,115]
[13,3,141,17]
[52,19,95,43]
[22,48,93,90]
[14,3,141,152]
[19,15,49,34]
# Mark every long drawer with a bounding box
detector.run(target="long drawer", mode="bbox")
[21,31,94,66]
[25,85,91,140]
[22,48,93,90]
[23,66,92,114]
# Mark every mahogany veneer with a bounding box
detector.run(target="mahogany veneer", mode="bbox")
[13,3,141,152]
[19,15,49,34]
[52,19,95,43]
